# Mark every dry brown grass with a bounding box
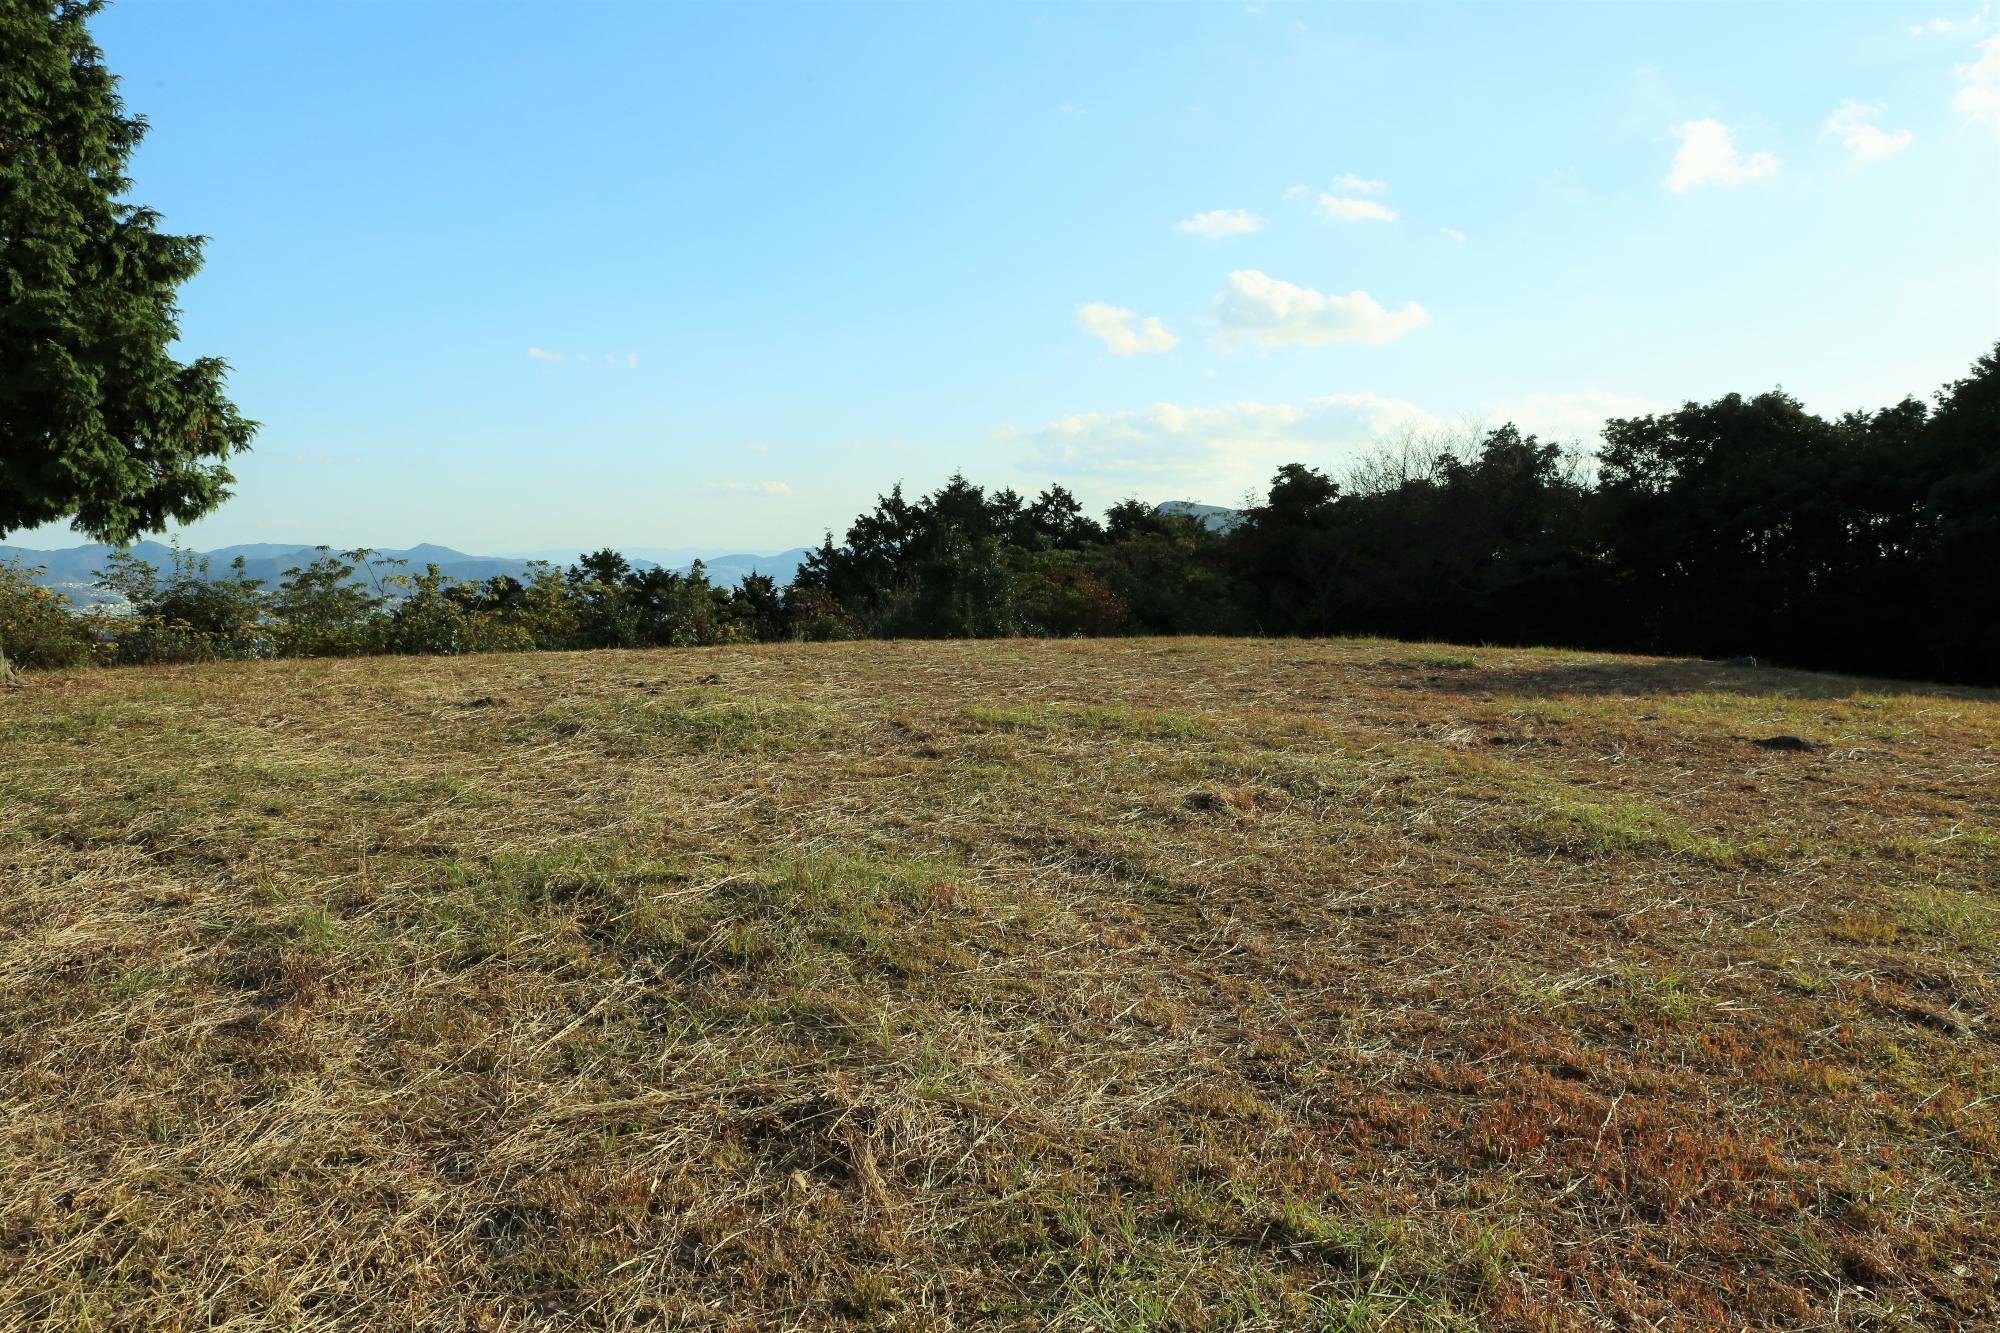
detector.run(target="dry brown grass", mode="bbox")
[1,637,1995,1330]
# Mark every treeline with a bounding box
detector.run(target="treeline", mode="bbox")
[791,346,1998,683]
[0,546,803,668]
[2,348,1993,684]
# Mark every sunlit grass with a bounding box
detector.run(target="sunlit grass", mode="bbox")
[1,637,1993,1328]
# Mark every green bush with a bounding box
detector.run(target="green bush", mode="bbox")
[384,566,534,655]
[1012,550,1132,637]
[783,587,860,642]
[95,545,268,664]
[269,548,392,658]
[0,565,97,670]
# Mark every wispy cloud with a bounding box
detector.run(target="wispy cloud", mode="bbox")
[1956,34,2000,137]
[1078,302,1180,356]
[1174,208,1265,238]
[1212,270,1430,349]
[1001,386,1664,497]
[1319,194,1398,221]
[704,481,793,495]
[1912,11,1990,36]
[1440,227,1467,243]
[1825,100,1913,162]
[1312,174,1397,222]
[1329,173,1389,195]
[1664,119,1781,192]
[1482,391,1668,443]
[526,347,640,368]
[1005,393,1440,494]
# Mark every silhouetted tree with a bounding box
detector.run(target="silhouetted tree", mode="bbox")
[1596,391,1852,658]
[1231,463,1345,634]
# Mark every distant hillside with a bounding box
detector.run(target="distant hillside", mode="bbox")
[692,549,812,586]
[1156,499,1244,532]
[1,505,1237,608]
[0,541,815,607]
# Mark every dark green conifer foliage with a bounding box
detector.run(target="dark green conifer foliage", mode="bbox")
[0,0,255,547]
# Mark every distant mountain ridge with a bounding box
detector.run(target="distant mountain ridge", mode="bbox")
[2,502,1241,607]
[0,541,815,607]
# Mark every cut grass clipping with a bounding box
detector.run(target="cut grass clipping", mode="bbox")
[2,638,1996,1329]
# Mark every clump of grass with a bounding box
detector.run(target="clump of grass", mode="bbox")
[1899,886,1996,955]
[965,700,1207,739]
[1518,793,1754,866]
[1831,915,1901,947]
[522,692,833,755]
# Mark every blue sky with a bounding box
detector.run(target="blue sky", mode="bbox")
[17,1,2000,554]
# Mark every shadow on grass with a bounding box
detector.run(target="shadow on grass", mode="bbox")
[1403,656,1997,703]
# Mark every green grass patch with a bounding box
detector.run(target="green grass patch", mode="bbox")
[522,694,835,756]
[1899,886,1997,955]
[965,701,1208,740]
[1518,793,1757,866]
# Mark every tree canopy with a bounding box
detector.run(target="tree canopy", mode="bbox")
[0,0,255,545]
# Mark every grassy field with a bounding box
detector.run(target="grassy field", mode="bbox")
[1,639,1995,1330]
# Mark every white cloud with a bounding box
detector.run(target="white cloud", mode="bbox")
[1484,391,1668,444]
[1914,13,1990,36]
[1318,194,1399,221]
[1440,227,1467,243]
[1001,386,1665,496]
[1175,208,1265,238]
[705,481,793,495]
[1009,393,1441,492]
[1825,100,1914,162]
[526,346,639,368]
[1329,173,1389,195]
[1290,176,1392,217]
[742,441,770,454]
[1664,119,1781,191]
[1313,176,1397,221]
[1212,270,1430,348]
[1078,302,1180,356]
[1956,34,2000,137]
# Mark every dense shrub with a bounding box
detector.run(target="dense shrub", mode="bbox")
[0,565,96,669]
[780,586,861,642]
[94,545,266,664]
[382,566,532,656]
[269,548,391,658]
[1012,550,1131,637]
